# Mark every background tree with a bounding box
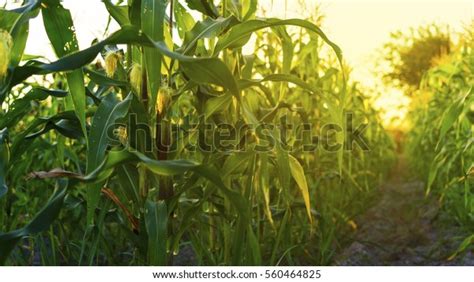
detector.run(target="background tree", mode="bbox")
[381,24,451,92]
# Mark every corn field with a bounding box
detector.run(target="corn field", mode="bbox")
[0,0,471,266]
[406,28,474,258]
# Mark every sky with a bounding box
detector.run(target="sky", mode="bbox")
[1,0,473,127]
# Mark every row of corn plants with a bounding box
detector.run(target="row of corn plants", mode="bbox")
[0,0,394,265]
[406,27,473,258]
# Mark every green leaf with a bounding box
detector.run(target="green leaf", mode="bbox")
[103,0,131,26]
[145,200,168,265]
[0,10,21,31]
[184,0,219,18]
[181,16,238,54]
[0,129,8,198]
[84,68,128,87]
[9,111,79,159]
[448,234,474,261]
[128,93,151,152]
[86,93,132,224]
[0,187,67,265]
[181,59,238,96]
[259,153,274,227]
[87,93,133,174]
[128,0,142,26]
[276,144,291,195]
[11,26,239,96]
[426,153,447,195]
[142,0,167,108]
[0,87,67,129]
[270,208,290,265]
[289,155,312,223]
[214,18,343,65]
[272,26,293,74]
[31,149,250,222]
[204,93,233,118]
[41,0,87,137]
[238,74,316,94]
[9,13,32,67]
[439,87,472,141]
[242,0,257,21]
[247,226,261,265]
[25,115,84,140]
[174,1,195,37]
[7,0,41,66]
[116,164,140,205]
[221,152,252,177]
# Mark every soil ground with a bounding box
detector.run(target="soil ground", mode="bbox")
[335,155,474,266]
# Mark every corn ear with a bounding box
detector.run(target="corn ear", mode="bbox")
[104,51,121,77]
[156,87,172,116]
[129,64,142,94]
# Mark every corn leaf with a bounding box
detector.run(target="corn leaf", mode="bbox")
[0,129,8,198]
[204,93,233,119]
[103,0,130,26]
[0,187,67,265]
[41,0,87,137]
[85,93,132,224]
[439,87,472,141]
[30,150,250,222]
[238,74,316,94]
[142,0,167,108]
[11,25,239,96]
[289,155,312,223]
[184,0,219,18]
[145,200,168,265]
[214,18,343,65]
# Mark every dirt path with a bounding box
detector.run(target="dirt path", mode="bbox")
[335,156,474,266]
